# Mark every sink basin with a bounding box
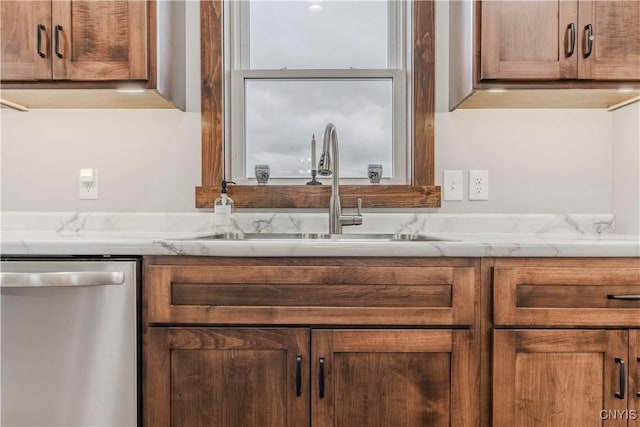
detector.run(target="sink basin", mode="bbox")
[191,232,455,242]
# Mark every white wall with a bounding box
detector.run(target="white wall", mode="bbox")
[612,103,640,234]
[1,110,201,212]
[433,1,613,214]
[0,2,637,218]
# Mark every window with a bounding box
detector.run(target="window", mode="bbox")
[225,0,410,185]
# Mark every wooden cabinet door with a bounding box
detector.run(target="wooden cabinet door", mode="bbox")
[0,1,52,80]
[481,1,578,80]
[312,329,477,427]
[494,329,629,427]
[144,328,310,427]
[51,0,147,81]
[631,330,640,427]
[578,1,640,80]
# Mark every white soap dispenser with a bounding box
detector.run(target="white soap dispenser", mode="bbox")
[214,180,236,234]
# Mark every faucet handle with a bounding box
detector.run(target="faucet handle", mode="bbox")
[357,198,362,216]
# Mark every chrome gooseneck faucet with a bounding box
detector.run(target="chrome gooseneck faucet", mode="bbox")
[317,123,363,234]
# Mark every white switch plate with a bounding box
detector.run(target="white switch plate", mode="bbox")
[443,170,463,201]
[79,168,98,200]
[469,170,488,200]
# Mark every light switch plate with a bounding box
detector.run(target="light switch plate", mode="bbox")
[443,170,463,201]
[79,168,98,200]
[469,170,488,200]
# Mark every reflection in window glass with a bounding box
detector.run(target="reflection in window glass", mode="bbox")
[245,79,392,178]
[249,1,389,69]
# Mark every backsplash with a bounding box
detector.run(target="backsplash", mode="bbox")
[1,212,615,236]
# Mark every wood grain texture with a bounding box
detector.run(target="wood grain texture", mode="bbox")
[630,330,640,427]
[0,88,174,109]
[144,328,310,427]
[70,1,129,62]
[413,0,435,187]
[312,329,477,427]
[479,258,494,427]
[457,88,640,110]
[579,1,640,80]
[197,0,439,207]
[171,284,453,308]
[51,0,147,81]
[493,329,628,427]
[0,1,52,80]
[481,1,577,80]
[2,0,155,87]
[145,261,475,326]
[196,184,441,208]
[200,0,223,188]
[145,0,156,88]
[493,260,640,327]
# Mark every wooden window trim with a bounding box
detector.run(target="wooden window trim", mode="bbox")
[196,0,440,208]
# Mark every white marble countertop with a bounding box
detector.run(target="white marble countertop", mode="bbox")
[1,212,638,257]
[2,231,639,257]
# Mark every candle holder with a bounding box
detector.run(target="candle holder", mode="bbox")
[306,169,322,185]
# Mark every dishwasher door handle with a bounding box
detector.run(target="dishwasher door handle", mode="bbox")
[0,271,125,288]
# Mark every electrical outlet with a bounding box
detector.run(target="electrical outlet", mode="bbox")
[443,170,463,201]
[469,170,488,200]
[79,168,98,200]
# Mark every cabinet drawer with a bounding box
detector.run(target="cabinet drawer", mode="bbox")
[494,262,640,327]
[144,258,476,326]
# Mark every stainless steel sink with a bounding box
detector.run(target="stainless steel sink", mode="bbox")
[192,232,454,241]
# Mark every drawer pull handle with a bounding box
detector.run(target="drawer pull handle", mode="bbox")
[583,23,594,58]
[54,24,63,58]
[319,357,325,399]
[637,357,640,398]
[295,355,302,397]
[566,23,576,57]
[36,24,46,58]
[607,294,640,301]
[615,357,626,400]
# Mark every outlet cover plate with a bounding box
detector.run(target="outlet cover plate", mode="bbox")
[469,170,488,201]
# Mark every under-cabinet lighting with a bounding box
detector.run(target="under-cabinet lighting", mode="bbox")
[308,2,323,12]
[618,88,635,93]
[487,88,507,93]
[116,88,146,94]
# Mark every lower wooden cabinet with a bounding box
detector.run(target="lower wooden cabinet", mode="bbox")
[493,329,640,427]
[489,258,640,427]
[312,329,474,427]
[144,328,309,427]
[145,327,476,427]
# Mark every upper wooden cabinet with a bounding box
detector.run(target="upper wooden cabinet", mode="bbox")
[1,0,147,82]
[450,0,640,110]
[481,0,640,81]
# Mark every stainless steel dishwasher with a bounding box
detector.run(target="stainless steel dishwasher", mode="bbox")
[0,257,138,427]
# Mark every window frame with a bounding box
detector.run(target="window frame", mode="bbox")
[196,0,440,208]
[226,1,408,185]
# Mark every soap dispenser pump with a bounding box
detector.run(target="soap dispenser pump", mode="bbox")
[214,180,236,233]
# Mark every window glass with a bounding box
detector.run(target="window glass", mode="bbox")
[245,79,393,178]
[249,1,389,69]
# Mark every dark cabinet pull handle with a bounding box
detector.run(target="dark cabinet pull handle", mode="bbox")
[295,355,302,397]
[615,357,626,399]
[54,24,63,58]
[607,294,640,301]
[637,357,640,398]
[36,24,46,58]
[566,23,576,57]
[319,357,325,399]
[584,24,594,58]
